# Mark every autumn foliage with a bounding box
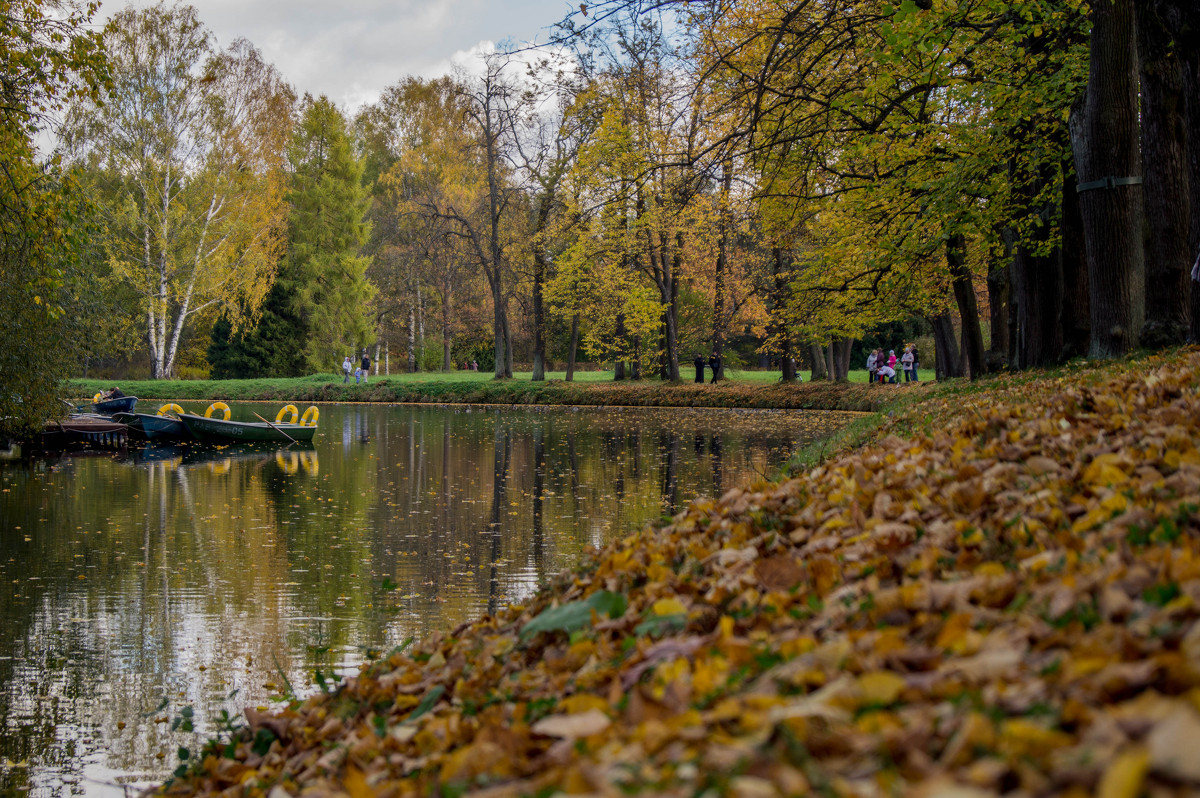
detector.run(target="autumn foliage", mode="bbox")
[157,349,1200,797]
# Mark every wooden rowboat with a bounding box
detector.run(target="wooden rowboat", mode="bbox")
[178,413,317,444]
[112,412,190,441]
[90,395,138,415]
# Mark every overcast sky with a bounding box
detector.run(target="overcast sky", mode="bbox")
[101,0,578,111]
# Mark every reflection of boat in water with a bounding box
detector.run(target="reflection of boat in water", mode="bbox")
[180,443,318,474]
[120,443,186,466]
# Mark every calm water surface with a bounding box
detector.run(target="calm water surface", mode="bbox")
[0,402,855,795]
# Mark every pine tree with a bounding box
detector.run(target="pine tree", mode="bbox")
[288,95,376,372]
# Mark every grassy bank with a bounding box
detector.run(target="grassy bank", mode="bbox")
[68,368,897,413]
[155,348,1200,798]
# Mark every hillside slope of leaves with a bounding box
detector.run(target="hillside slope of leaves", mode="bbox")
[156,350,1200,798]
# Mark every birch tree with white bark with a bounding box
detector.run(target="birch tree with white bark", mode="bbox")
[65,2,292,377]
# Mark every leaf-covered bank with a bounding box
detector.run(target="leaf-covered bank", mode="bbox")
[68,375,897,413]
[156,349,1200,798]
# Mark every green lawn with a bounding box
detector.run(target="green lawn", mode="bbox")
[313,367,875,385]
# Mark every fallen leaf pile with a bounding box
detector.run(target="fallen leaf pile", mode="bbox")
[156,350,1200,798]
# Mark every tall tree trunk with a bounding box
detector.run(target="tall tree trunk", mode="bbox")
[491,284,505,379]
[780,335,796,382]
[824,343,836,381]
[1061,168,1092,357]
[986,232,1011,370]
[566,313,580,381]
[931,312,962,379]
[1010,158,1066,368]
[1138,0,1191,346]
[770,247,795,381]
[948,233,986,380]
[502,305,513,378]
[835,338,853,381]
[809,344,828,380]
[442,289,452,372]
[1070,0,1145,357]
[1176,0,1200,341]
[614,311,627,381]
[531,247,547,381]
[407,303,416,373]
[665,233,683,382]
[712,161,732,367]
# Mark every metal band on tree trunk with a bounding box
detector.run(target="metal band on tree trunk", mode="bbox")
[1076,175,1143,193]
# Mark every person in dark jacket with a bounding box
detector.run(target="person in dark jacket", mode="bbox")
[693,354,705,383]
[360,352,370,383]
[708,352,721,384]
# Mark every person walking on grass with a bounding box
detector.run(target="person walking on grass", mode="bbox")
[360,352,370,384]
[901,345,915,382]
[342,356,352,384]
[708,351,722,384]
[866,349,878,384]
[693,353,705,383]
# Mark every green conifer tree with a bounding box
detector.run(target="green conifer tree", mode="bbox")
[288,95,376,372]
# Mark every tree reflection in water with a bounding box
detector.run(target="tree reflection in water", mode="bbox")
[0,403,857,796]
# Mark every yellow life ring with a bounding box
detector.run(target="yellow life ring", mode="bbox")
[204,402,231,421]
[157,403,185,417]
[275,404,299,425]
[93,393,103,403]
[300,406,320,427]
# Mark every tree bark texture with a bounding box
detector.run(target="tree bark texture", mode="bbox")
[986,231,1011,370]
[531,246,547,381]
[712,161,732,365]
[809,344,828,380]
[1060,168,1092,357]
[1137,0,1191,346]
[931,313,962,379]
[1178,0,1200,341]
[948,233,987,380]
[566,314,580,382]
[1070,0,1145,357]
[1009,158,1065,368]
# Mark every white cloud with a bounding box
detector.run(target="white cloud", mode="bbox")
[97,0,577,112]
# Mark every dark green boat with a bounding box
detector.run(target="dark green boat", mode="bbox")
[178,412,318,443]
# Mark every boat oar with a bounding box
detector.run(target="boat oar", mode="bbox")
[252,411,297,445]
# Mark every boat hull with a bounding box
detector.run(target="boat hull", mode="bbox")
[178,413,317,443]
[91,396,138,415]
[113,412,191,440]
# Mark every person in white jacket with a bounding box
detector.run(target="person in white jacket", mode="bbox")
[901,345,915,382]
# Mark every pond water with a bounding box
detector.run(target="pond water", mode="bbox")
[0,402,855,796]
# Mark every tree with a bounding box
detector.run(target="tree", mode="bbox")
[0,0,106,435]
[1070,0,1144,358]
[65,2,292,378]
[287,94,375,372]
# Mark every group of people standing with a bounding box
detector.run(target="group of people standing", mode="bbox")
[342,352,371,384]
[693,352,722,384]
[867,345,919,384]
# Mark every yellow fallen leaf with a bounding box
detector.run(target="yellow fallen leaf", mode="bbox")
[652,597,687,616]
[856,671,906,705]
[1097,748,1148,798]
[343,764,372,798]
